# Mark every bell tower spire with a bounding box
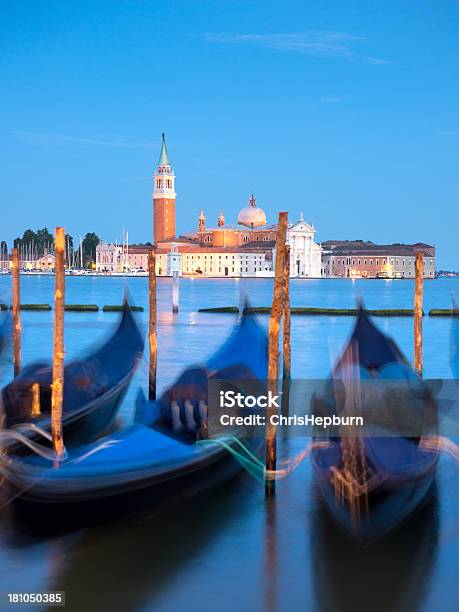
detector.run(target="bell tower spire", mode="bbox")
[153,133,176,244]
[158,133,170,167]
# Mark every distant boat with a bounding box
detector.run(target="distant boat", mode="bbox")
[311,307,439,541]
[3,309,268,527]
[1,304,144,446]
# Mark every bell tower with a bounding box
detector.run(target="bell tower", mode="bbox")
[198,210,206,233]
[153,133,176,244]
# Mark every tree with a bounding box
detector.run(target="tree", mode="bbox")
[0,240,7,260]
[35,227,53,249]
[13,227,54,256]
[82,233,100,267]
[65,233,74,265]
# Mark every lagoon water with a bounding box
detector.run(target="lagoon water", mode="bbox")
[0,276,459,612]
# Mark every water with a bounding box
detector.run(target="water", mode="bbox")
[0,276,458,612]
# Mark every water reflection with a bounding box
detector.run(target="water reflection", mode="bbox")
[43,474,252,612]
[310,485,439,612]
[264,499,278,612]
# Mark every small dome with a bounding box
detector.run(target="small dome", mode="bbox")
[237,194,267,228]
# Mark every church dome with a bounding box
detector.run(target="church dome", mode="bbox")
[237,194,267,228]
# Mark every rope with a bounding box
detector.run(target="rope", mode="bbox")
[196,436,330,483]
[0,429,67,461]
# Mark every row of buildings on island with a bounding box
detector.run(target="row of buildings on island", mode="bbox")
[95,134,436,279]
[1,134,436,278]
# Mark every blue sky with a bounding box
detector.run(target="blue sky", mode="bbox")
[1,0,458,266]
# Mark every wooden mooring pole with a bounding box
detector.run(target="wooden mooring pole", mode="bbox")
[265,211,288,498]
[31,382,41,417]
[172,270,179,313]
[414,251,424,376]
[51,227,65,460]
[12,248,21,377]
[148,249,157,401]
[281,245,291,416]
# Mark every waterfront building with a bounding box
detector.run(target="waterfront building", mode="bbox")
[287,214,322,277]
[153,133,176,244]
[174,197,321,277]
[155,243,272,277]
[166,243,182,276]
[0,253,55,272]
[96,242,123,272]
[33,254,55,271]
[188,195,277,247]
[150,136,322,277]
[96,242,153,272]
[321,241,436,278]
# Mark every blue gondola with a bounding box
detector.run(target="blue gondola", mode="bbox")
[1,305,144,445]
[311,308,439,541]
[2,310,268,526]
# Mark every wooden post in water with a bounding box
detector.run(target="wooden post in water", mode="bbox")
[51,227,65,460]
[148,249,157,401]
[12,248,21,377]
[281,245,291,416]
[414,251,424,376]
[31,382,41,417]
[265,211,288,498]
[172,270,179,313]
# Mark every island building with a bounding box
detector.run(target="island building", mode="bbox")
[95,240,273,277]
[321,241,436,278]
[96,137,436,279]
[150,135,322,277]
[0,253,55,272]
